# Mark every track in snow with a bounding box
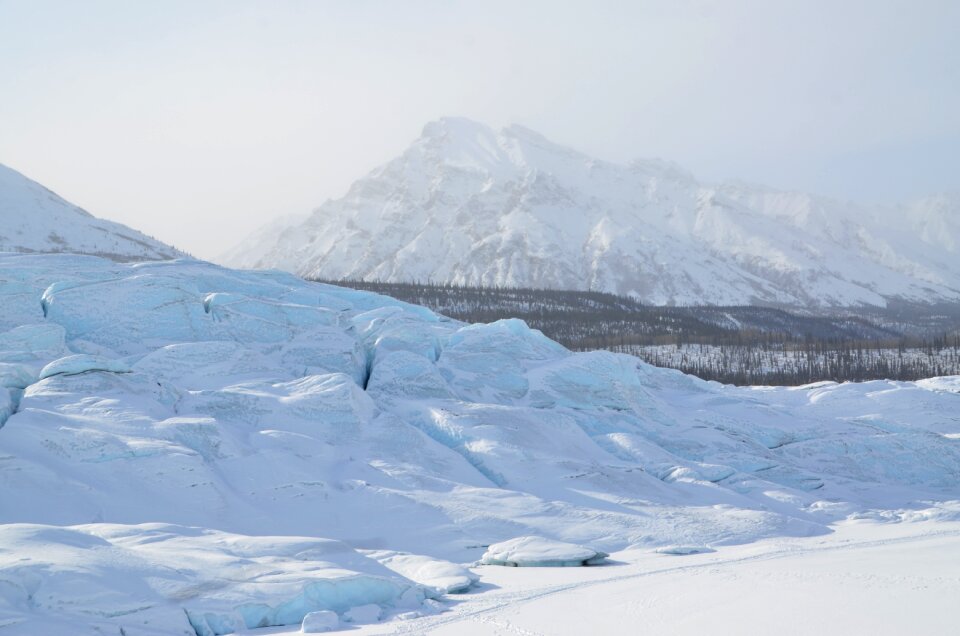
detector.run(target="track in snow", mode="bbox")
[334,522,960,635]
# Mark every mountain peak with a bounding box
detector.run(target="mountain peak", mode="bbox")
[221,121,960,307]
[501,123,552,144]
[412,117,513,175]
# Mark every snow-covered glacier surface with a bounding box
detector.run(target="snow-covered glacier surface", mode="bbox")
[1,253,959,634]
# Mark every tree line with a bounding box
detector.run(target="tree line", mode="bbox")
[313,278,960,385]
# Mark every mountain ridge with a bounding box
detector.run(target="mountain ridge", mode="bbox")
[221,118,960,307]
[0,163,183,262]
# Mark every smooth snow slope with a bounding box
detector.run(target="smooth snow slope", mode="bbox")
[222,118,960,307]
[339,519,960,636]
[0,253,959,633]
[0,163,182,261]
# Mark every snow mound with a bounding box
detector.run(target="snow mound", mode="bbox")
[654,545,716,555]
[0,523,435,636]
[364,550,479,593]
[480,536,609,567]
[301,610,339,633]
[38,353,131,379]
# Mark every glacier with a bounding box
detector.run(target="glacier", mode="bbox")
[0,253,958,633]
[0,523,435,636]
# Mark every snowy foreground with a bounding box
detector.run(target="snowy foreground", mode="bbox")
[257,519,960,636]
[0,254,958,634]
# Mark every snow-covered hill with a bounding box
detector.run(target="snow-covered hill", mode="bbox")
[222,118,960,307]
[1,253,959,633]
[0,163,182,261]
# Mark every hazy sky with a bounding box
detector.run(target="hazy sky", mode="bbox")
[1,0,958,258]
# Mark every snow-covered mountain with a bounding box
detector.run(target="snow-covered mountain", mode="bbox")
[1,253,959,633]
[218,212,308,270]
[0,163,182,261]
[222,118,960,307]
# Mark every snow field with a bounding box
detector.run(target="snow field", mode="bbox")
[365,520,960,635]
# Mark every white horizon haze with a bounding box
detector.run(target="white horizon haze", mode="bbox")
[1,0,958,259]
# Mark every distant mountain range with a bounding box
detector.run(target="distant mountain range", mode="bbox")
[0,163,181,261]
[221,117,960,307]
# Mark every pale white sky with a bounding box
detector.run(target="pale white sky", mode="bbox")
[1,0,957,258]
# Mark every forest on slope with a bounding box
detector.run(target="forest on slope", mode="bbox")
[319,279,960,385]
